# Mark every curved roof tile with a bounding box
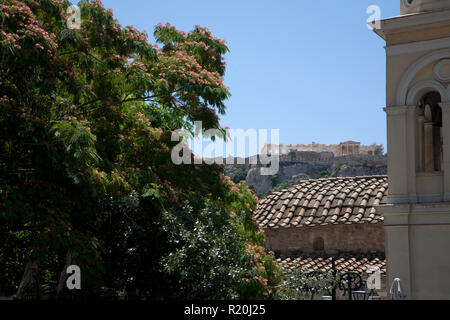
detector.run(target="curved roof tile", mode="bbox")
[277,252,387,275]
[255,176,388,229]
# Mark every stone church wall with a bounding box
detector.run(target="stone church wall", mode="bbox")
[265,223,385,255]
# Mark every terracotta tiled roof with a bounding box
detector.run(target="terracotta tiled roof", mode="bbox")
[255,176,388,229]
[277,253,386,275]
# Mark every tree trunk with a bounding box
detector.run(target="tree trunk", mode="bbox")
[56,250,72,297]
[56,250,79,298]
[15,260,39,300]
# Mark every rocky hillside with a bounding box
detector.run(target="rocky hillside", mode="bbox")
[225,151,387,196]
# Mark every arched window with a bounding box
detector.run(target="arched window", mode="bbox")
[313,237,325,251]
[417,91,442,172]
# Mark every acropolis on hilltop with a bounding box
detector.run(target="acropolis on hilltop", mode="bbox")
[261,141,383,157]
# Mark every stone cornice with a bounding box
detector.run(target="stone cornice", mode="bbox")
[377,202,450,226]
[373,9,450,40]
[386,36,450,56]
[384,105,416,116]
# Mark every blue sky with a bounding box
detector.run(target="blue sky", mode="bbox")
[100,0,400,157]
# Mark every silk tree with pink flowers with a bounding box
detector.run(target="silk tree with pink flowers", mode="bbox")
[0,0,280,299]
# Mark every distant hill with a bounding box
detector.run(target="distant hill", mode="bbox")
[224,151,387,197]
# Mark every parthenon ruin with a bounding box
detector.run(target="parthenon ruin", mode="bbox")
[261,141,383,156]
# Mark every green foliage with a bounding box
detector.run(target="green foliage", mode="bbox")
[260,180,295,199]
[0,0,280,299]
[270,174,278,187]
[230,169,248,184]
[161,202,245,299]
[275,267,338,300]
[317,168,332,178]
[51,120,101,168]
[334,162,343,171]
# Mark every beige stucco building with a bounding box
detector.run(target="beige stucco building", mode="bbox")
[373,0,450,299]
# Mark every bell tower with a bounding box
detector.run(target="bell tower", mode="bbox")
[373,0,450,299]
[401,0,450,14]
